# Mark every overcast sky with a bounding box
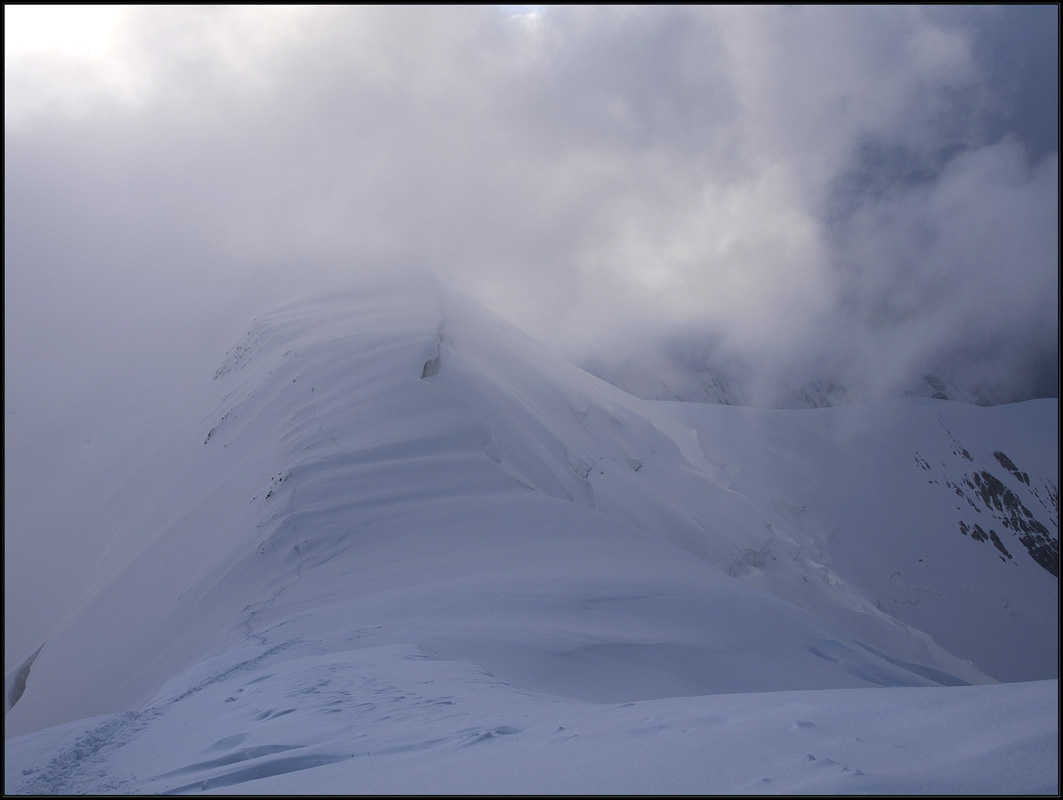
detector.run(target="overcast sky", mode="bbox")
[4,6,1058,666]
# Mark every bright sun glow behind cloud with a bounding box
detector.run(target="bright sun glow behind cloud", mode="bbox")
[4,5,326,120]
[4,5,127,59]
[4,5,137,119]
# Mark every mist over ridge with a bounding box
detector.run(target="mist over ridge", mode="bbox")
[6,6,1057,418]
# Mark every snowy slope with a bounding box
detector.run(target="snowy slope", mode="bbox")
[6,646,1056,795]
[661,397,1059,683]
[4,274,1058,793]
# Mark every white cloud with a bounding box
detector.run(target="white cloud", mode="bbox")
[5,5,1055,376]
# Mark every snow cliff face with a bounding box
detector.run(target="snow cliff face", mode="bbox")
[4,276,1057,753]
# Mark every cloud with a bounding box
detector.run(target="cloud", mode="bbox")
[4,6,1057,663]
[826,139,1058,399]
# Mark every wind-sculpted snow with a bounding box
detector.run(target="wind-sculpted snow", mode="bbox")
[4,275,1058,793]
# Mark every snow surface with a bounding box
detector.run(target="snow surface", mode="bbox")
[5,274,1058,794]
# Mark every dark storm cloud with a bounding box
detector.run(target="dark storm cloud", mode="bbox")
[4,6,1057,665]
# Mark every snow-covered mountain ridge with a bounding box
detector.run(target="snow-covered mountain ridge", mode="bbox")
[5,275,1057,793]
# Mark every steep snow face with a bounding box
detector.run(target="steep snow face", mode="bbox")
[4,275,1056,750]
[423,294,1058,683]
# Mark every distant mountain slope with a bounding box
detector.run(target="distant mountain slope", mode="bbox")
[663,397,1058,682]
[582,351,992,408]
[4,276,1056,754]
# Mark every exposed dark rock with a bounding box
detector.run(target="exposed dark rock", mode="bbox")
[986,529,1013,560]
[993,451,1030,485]
[963,471,1058,576]
[942,456,1057,576]
[8,645,44,710]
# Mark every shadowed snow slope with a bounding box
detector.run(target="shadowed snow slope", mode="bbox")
[4,274,1058,793]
